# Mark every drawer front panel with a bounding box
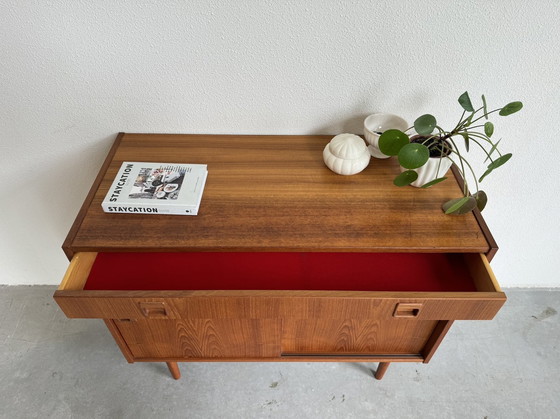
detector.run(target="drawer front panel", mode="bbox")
[115,319,281,359]
[54,252,505,321]
[281,319,438,355]
[54,293,505,321]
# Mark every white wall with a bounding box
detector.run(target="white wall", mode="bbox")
[1,1,559,287]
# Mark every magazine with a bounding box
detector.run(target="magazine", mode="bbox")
[101,162,208,215]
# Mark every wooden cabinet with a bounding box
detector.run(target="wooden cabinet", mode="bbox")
[54,133,506,380]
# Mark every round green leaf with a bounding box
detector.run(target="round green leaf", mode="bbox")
[378,129,410,156]
[421,177,447,188]
[398,143,430,169]
[393,170,418,187]
[473,190,488,212]
[499,101,523,116]
[414,114,437,136]
[442,196,477,215]
[458,91,474,112]
[484,121,494,137]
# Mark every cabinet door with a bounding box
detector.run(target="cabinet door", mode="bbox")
[281,319,438,355]
[115,318,281,360]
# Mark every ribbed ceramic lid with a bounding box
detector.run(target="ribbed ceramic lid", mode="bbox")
[328,134,367,159]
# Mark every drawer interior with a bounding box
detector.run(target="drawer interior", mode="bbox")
[79,252,489,292]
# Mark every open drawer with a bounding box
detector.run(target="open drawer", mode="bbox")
[54,252,506,322]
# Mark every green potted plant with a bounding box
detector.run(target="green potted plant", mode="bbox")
[378,92,522,214]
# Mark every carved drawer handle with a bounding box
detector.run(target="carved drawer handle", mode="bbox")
[139,302,169,318]
[393,303,423,318]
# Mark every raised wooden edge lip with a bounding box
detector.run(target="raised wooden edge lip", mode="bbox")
[450,165,498,260]
[65,245,493,254]
[62,133,125,260]
[118,132,335,138]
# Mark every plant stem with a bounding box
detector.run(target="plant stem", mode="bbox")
[454,110,466,131]
[467,108,502,127]
[458,135,494,161]
[455,106,485,131]
[464,124,486,130]
[448,138,469,196]
[449,146,480,196]
[464,132,503,158]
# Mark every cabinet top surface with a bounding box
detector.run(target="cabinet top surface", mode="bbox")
[64,133,490,255]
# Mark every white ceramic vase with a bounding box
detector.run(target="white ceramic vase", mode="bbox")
[402,156,453,187]
[323,133,370,175]
[363,113,409,159]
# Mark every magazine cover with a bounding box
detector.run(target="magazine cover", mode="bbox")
[101,162,208,215]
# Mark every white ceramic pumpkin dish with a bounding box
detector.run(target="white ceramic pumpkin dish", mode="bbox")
[323,133,370,175]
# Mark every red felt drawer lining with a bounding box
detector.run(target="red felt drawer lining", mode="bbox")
[83,252,477,292]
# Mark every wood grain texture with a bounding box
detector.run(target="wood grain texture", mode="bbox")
[116,319,281,359]
[281,319,437,355]
[63,133,490,256]
[53,292,505,321]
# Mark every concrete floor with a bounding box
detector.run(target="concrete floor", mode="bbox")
[0,287,558,419]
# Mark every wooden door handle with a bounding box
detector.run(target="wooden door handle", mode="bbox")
[393,303,423,318]
[139,302,169,318]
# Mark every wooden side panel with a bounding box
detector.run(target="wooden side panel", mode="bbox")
[104,319,134,363]
[421,320,454,363]
[115,319,281,359]
[465,253,503,292]
[57,252,97,291]
[281,319,438,355]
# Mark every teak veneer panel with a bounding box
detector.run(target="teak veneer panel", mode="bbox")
[63,133,491,257]
[116,319,281,359]
[281,319,438,355]
[54,291,505,321]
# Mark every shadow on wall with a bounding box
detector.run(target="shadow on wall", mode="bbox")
[38,134,118,238]
[1,133,118,283]
[307,113,372,136]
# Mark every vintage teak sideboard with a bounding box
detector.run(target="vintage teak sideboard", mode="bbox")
[54,133,506,380]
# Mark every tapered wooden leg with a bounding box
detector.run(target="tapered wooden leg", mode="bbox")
[166,362,181,380]
[374,362,390,380]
